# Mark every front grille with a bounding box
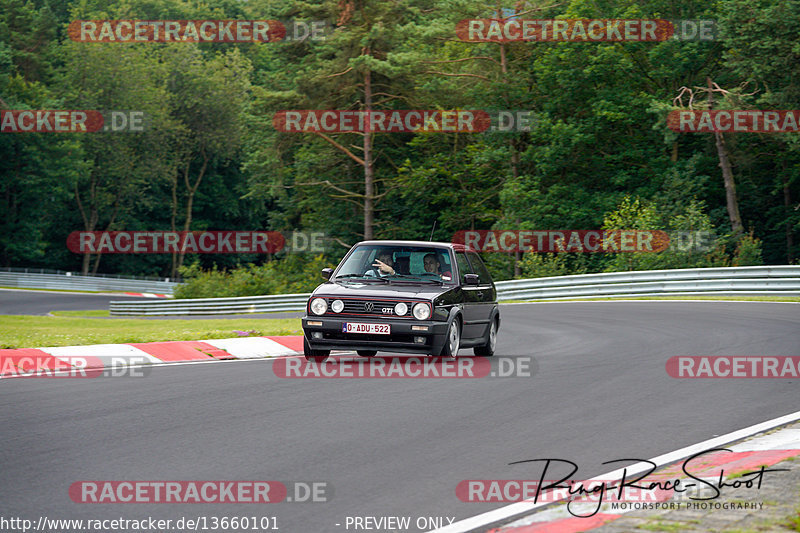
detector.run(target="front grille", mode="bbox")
[328,298,419,318]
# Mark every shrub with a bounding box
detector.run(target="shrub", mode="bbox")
[174,254,333,299]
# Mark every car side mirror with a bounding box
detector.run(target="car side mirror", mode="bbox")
[321,268,333,280]
[464,274,480,286]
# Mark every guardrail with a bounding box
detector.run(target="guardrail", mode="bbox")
[0,270,179,294]
[108,265,800,316]
[495,265,800,301]
[110,293,309,316]
[0,266,173,281]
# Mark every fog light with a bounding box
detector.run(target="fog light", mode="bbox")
[307,321,323,326]
[312,332,323,339]
[414,336,426,344]
[411,325,429,332]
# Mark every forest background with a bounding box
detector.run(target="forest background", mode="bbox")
[2,0,798,298]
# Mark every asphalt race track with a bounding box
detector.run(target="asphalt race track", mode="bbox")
[0,289,141,315]
[1,301,798,532]
[0,289,302,319]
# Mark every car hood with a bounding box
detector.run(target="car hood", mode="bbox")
[311,280,451,300]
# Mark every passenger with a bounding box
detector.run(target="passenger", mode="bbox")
[423,253,452,280]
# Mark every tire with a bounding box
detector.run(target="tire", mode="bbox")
[356,350,378,357]
[303,335,330,363]
[473,318,498,357]
[439,318,461,358]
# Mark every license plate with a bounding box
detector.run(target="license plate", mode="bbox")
[343,323,391,334]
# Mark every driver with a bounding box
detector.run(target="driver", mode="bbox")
[368,251,396,276]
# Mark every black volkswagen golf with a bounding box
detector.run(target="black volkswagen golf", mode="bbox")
[301,240,500,360]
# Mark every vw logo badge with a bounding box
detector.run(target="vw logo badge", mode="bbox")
[364,302,374,312]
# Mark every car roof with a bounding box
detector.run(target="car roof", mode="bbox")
[354,240,467,252]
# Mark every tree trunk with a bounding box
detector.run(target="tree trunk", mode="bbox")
[176,151,209,275]
[713,131,743,235]
[783,169,794,263]
[363,68,374,240]
[496,15,522,278]
[707,77,743,236]
[75,175,99,276]
[170,173,179,278]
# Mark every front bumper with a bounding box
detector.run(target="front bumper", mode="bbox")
[302,316,449,355]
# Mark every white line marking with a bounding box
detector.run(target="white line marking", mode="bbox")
[0,354,302,379]
[428,409,800,533]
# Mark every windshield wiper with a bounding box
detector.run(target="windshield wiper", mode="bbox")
[335,274,388,283]
[389,274,443,284]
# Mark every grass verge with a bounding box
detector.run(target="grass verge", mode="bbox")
[50,310,110,317]
[0,315,302,349]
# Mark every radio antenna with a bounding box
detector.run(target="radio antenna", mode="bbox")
[429,220,437,241]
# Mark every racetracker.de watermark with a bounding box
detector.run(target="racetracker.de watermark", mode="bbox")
[452,230,717,253]
[1,110,147,133]
[453,230,715,253]
[456,19,717,42]
[667,356,800,378]
[668,110,800,133]
[0,356,151,378]
[273,355,536,379]
[457,479,675,503]
[69,481,331,503]
[67,20,330,43]
[66,231,329,254]
[273,110,536,133]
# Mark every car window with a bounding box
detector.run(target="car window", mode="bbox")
[334,245,456,283]
[404,253,420,274]
[455,252,472,284]
[467,252,492,283]
[438,252,453,275]
[336,248,371,277]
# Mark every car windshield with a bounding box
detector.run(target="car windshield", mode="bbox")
[333,244,455,284]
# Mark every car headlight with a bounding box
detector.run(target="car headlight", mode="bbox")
[394,302,408,316]
[412,302,431,320]
[310,297,328,315]
[331,299,344,313]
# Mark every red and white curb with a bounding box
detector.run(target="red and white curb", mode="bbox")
[0,336,304,376]
[431,410,800,533]
[123,292,172,298]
